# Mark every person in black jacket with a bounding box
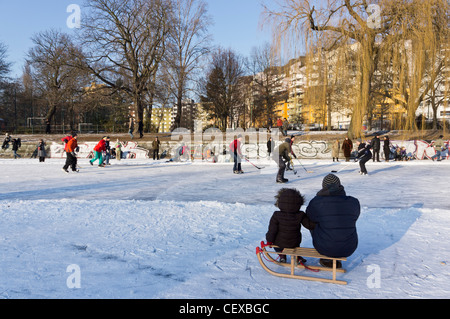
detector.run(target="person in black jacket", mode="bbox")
[2,133,11,150]
[138,120,143,138]
[301,174,360,268]
[383,136,391,162]
[356,140,372,175]
[266,188,306,263]
[37,139,46,162]
[12,138,21,159]
[286,135,298,170]
[370,135,381,162]
[266,137,274,158]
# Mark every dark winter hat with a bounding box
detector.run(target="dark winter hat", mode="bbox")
[275,188,305,213]
[285,137,291,143]
[322,174,341,190]
[72,132,77,137]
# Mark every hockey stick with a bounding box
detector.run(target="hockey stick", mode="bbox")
[331,160,356,173]
[296,158,313,173]
[244,157,264,170]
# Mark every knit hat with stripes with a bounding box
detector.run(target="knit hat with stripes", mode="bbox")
[322,174,341,189]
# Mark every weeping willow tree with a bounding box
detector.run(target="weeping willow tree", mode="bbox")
[264,0,388,138]
[302,32,358,131]
[264,0,449,137]
[380,0,450,133]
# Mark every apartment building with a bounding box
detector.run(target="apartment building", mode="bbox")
[150,107,172,133]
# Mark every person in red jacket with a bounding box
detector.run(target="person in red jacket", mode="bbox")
[229,135,244,174]
[276,118,283,134]
[90,136,107,167]
[62,133,78,173]
[61,133,75,152]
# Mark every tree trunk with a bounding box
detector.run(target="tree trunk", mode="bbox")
[172,94,183,131]
[348,35,375,139]
[135,93,144,125]
[46,102,57,124]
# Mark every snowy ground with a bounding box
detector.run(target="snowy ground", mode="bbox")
[0,157,449,299]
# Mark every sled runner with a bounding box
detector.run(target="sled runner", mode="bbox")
[256,241,347,285]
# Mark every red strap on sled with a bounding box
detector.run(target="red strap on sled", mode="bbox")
[299,261,320,272]
[256,242,280,262]
[256,241,319,272]
[261,241,272,248]
[256,241,271,255]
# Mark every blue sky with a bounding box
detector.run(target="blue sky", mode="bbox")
[0,0,273,78]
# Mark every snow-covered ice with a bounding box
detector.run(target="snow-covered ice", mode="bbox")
[0,158,449,299]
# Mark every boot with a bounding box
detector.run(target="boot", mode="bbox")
[319,258,342,269]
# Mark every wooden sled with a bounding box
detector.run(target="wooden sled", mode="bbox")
[256,242,347,285]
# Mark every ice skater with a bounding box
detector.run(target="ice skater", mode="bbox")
[274,138,292,183]
[12,138,21,159]
[90,136,107,167]
[229,135,244,174]
[2,133,11,150]
[355,139,372,175]
[62,133,78,173]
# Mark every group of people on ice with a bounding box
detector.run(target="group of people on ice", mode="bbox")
[230,132,448,183]
[230,134,300,182]
[1,133,22,159]
[2,132,50,162]
[58,132,163,173]
[333,134,449,164]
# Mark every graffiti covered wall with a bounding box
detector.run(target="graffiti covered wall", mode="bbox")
[47,138,449,161]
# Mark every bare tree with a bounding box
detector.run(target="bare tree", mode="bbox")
[27,29,84,124]
[200,48,246,130]
[249,43,288,127]
[76,0,171,126]
[165,0,212,131]
[0,42,11,81]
